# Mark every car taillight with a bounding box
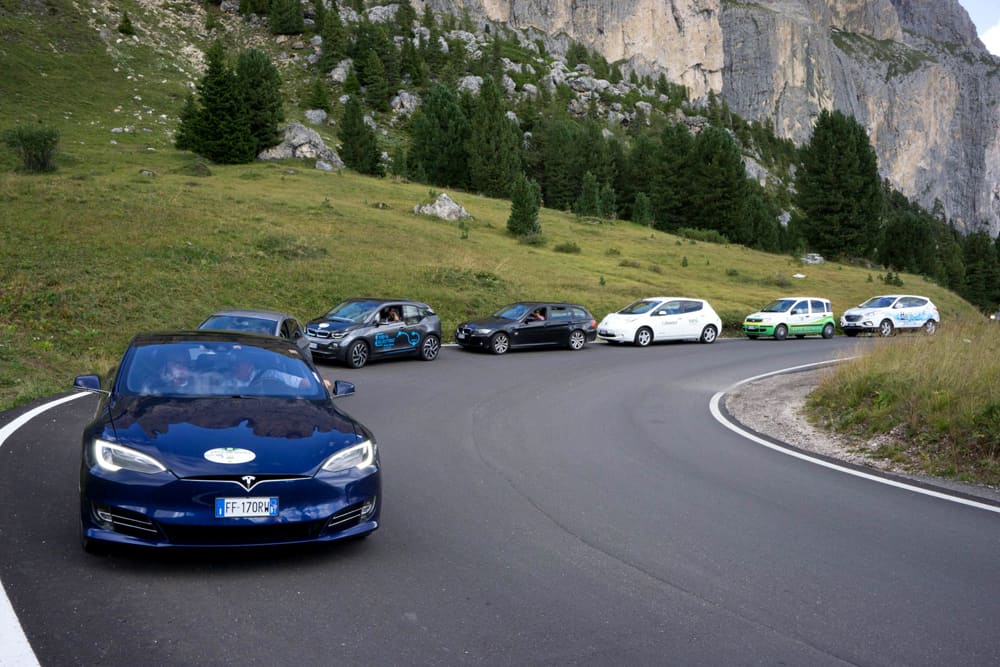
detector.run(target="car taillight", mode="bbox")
[590,319,596,328]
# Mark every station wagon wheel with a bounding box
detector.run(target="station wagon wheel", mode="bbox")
[821,322,835,339]
[568,329,587,350]
[634,327,653,347]
[490,332,510,355]
[699,325,718,344]
[923,320,937,335]
[346,340,370,368]
[878,319,895,337]
[420,334,440,361]
[774,324,788,341]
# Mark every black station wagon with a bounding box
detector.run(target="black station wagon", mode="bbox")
[455,302,598,354]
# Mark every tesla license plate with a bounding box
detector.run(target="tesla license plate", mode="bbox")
[215,497,279,518]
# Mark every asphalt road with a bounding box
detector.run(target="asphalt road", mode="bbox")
[1,337,998,666]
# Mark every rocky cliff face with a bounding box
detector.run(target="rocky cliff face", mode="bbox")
[421,0,1000,235]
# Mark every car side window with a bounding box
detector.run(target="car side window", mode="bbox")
[810,300,826,313]
[791,301,808,315]
[401,304,421,325]
[683,301,703,313]
[663,301,682,315]
[550,307,571,321]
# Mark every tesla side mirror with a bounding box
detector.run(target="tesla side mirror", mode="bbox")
[332,380,355,397]
[73,374,104,393]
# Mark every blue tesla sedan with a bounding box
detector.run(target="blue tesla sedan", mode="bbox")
[73,330,380,550]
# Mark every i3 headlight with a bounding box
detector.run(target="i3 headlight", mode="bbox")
[93,439,167,474]
[321,439,376,473]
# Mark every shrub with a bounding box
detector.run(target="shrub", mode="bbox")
[553,241,581,254]
[3,126,59,172]
[676,227,730,244]
[117,11,135,36]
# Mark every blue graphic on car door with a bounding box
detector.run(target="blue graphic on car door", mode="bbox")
[373,329,421,351]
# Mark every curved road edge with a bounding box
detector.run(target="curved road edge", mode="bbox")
[709,360,1000,515]
[0,392,88,667]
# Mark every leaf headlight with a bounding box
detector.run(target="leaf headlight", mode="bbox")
[93,439,167,474]
[321,439,376,473]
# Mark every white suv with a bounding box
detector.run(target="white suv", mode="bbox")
[840,294,939,337]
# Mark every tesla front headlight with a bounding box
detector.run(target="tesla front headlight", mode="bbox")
[322,439,376,472]
[93,439,167,474]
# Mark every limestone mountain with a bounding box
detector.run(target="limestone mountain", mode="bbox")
[425,0,1000,235]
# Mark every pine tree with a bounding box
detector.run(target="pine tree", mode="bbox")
[318,3,347,73]
[633,192,653,227]
[466,78,521,198]
[174,93,200,152]
[796,109,884,259]
[409,83,470,188]
[507,173,542,237]
[235,48,285,155]
[191,40,257,163]
[575,171,600,216]
[650,122,693,230]
[684,126,750,239]
[962,230,1000,310]
[360,49,390,111]
[598,182,617,219]
[269,0,304,35]
[338,96,383,176]
[306,76,330,112]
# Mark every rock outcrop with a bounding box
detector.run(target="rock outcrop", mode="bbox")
[424,0,1000,234]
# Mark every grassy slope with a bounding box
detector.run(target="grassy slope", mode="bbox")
[0,0,981,413]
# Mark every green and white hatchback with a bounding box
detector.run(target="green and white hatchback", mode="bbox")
[742,296,835,340]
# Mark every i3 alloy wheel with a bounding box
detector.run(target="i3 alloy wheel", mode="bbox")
[568,329,587,350]
[347,340,370,368]
[924,320,937,335]
[490,332,510,355]
[420,334,440,360]
[774,324,788,341]
[634,327,653,347]
[878,319,895,337]
[700,325,718,344]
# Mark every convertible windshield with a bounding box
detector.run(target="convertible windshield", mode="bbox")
[120,342,325,399]
[761,299,797,313]
[619,300,660,315]
[493,303,532,320]
[859,296,897,308]
[323,300,380,323]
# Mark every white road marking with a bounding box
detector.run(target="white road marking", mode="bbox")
[710,360,1000,515]
[0,392,88,667]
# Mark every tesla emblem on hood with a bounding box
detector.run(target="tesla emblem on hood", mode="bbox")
[204,447,256,464]
[240,475,257,490]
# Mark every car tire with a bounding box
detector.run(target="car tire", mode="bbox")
[490,332,510,355]
[634,327,653,347]
[774,324,788,341]
[923,320,937,335]
[878,319,895,337]
[699,325,718,344]
[821,323,835,339]
[568,329,587,350]
[346,340,369,368]
[420,334,440,361]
